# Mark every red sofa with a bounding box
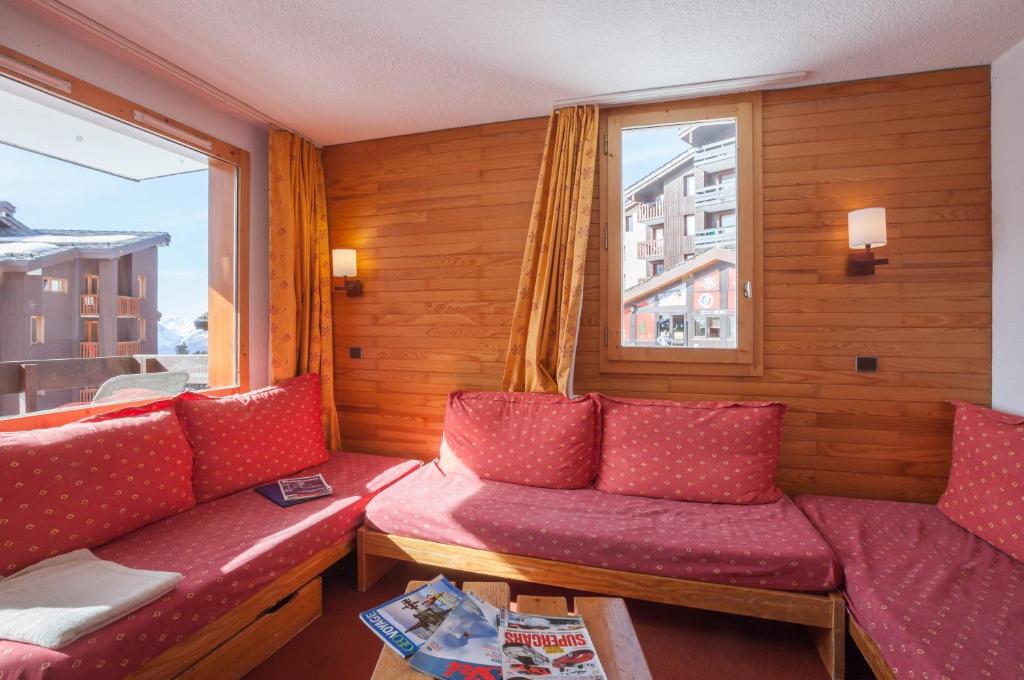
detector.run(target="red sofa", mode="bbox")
[0,376,420,680]
[359,391,847,679]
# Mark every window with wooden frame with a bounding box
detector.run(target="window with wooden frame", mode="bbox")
[599,94,763,376]
[42,277,68,293]
[0,45,250,427]
[30,316,45,344]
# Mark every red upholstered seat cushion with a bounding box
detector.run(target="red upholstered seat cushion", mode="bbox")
[596,396,784,504]
[0,409,195,576]
[439,391,601,489]
[367,462,840,591]
[938,401,1024,561]
[0,452,421,680]
[797,495,1024,680]
[178,374,330,502]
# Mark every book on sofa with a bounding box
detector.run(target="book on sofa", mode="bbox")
[359,575,465,658]
[255,473,333,507]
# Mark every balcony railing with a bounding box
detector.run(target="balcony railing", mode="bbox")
[80,294,99,316]
[694,181,736,209]
[79,295,141,318]
[694,138,736,170]
[635,200,664,224]
[116,341,141,356]
[117,296,140,318]
[80,341,141,358]
[636,239,664,260]
[695,227,737,250]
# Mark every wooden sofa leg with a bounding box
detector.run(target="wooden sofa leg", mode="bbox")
[357,527,397,593]
[810,592,846,680]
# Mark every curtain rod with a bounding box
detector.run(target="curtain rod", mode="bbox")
[22,0,310,143]
[553,71,808,108]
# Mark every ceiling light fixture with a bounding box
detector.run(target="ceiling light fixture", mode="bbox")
[553,71,808,108]
[0,53,72,93]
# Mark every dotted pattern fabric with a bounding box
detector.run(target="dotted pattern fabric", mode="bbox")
[180,374,330,502]
[938,401,1024,562]
[596,396,785,504]
[367,462,840,592]
[797,495,1024,680]
[0,409,195,577]
[0,451,420,680]
[439,391,600,489]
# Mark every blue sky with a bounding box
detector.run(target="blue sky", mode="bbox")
[622,124,690,188]
[0,143,208,321]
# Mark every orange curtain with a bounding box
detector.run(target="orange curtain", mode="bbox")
[268,129,342,449]
[501,106,599,394]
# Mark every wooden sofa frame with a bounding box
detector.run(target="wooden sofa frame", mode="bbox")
[848,616,897,680]
[125,537,354,680]
[357,527,847,680]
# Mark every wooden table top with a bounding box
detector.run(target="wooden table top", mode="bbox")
[370,580,652,680]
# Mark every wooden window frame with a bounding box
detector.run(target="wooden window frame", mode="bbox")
[0,45,251,431]
[136,275,147,299]
[42,277,68,293]
[30,316,45,344]
[599,93,764,377]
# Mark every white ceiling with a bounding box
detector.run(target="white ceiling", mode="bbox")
[55,0,1024,146]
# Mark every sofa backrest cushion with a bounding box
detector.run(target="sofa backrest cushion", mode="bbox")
[939,401,1024,562]
[0,409,195,576]
[596,396,785,504]
[178,373,330,502]
[439,391,600,489]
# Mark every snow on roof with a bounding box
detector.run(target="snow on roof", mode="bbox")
[0,205,170,267]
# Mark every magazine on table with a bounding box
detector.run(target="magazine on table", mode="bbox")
[409,592,502,680]
[498,609,607,680]
[277,473,332,501]
[359,575,465,658]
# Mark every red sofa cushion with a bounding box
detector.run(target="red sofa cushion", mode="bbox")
[797,494,1024,680]
[596,396,785,504]
[178,373,330,502]
[367,462,840,591]
[938,401,1024,561]
[0,452,421,680]
[439,391,600,489]
[0,409,195,576]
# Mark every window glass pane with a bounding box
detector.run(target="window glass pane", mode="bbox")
[621,118,738,349]
[0,75,237,418]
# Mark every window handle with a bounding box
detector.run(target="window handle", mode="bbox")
[743,281,753,298]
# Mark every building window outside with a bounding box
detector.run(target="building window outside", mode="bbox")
[42,277,68,293]
[602,94,761,373]
[30,316,44,344]
[137,275,147,299]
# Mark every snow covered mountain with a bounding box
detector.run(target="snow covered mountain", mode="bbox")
[158,315,209,354]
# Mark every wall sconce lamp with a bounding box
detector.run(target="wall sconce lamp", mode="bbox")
[332,248,362,296]
[847,207,889,276]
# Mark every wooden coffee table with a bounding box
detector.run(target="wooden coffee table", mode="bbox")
[370,581,652,680]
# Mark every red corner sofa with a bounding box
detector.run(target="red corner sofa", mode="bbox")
[359,391,848,679]
[0,374,420,680]
[796,401,1024,680]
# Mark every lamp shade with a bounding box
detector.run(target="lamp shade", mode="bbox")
[332,248,357,277]
[848,207,887,249]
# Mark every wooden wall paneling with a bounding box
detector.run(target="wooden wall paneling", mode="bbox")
[324,67,991,502]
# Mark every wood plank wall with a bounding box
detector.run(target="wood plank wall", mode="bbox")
[324,66,991,502]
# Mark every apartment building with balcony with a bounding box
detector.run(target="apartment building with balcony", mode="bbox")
[620,121,738,347]
[0,201,167,414]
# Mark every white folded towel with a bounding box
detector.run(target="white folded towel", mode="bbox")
[0,549,182,649]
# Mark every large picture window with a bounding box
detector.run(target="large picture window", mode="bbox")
[599,95,762,375]
[0,47,248,422]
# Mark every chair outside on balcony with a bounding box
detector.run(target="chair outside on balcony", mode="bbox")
[91,370,190,404]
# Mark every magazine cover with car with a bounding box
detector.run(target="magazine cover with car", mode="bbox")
[408,592,503,679]
[358,575,465,658]
[498,609,607,679]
